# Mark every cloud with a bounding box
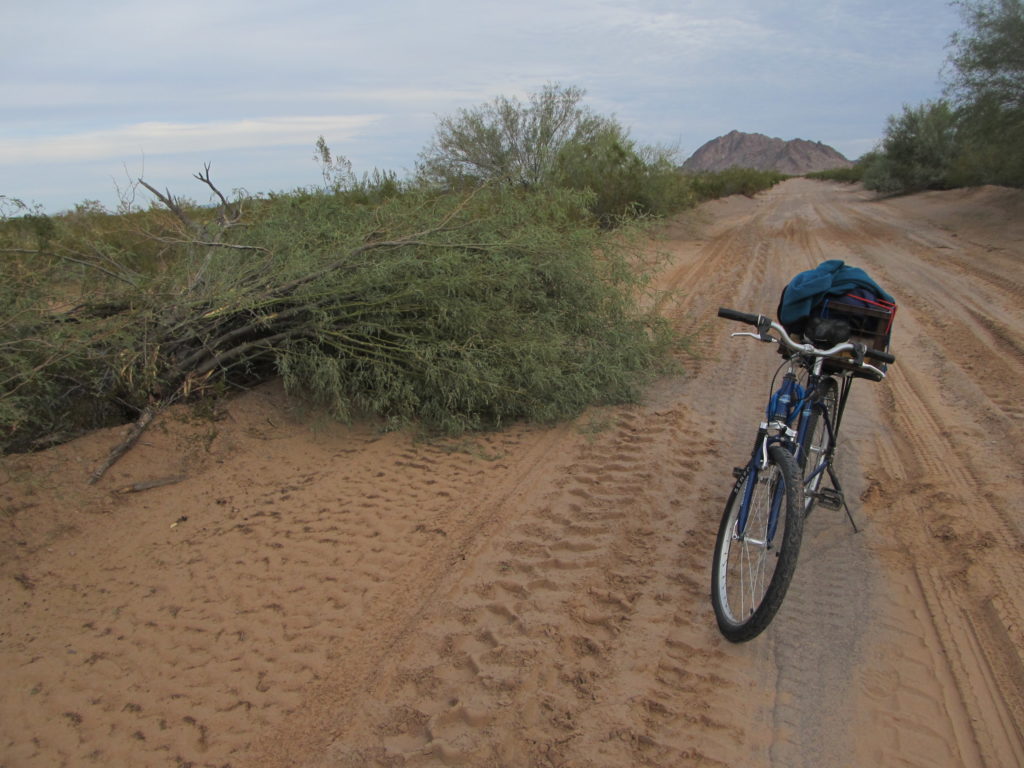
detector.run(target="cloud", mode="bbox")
[0,115,381,164]
[2,0,963,212]
[592,5,770,52]
[579,0,775,55]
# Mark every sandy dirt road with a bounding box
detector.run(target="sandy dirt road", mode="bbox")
[2,178,1023,767]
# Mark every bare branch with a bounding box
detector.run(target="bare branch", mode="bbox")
[116,475,185,494]
[146,235,271,254]
[89,404,163,484]
[138,178,198,232]
[113,163,142,214]
[193,163,240,226]
[88,325,300,484]
[54,253,141,287]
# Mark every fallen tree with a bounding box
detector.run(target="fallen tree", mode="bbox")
[1,175,675,479]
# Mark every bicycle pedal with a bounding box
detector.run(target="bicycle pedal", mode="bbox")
[816,488,843,510]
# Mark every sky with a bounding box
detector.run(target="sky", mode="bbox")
[2,0,963,214]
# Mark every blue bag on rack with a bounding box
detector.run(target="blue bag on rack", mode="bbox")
[777,260,896,379]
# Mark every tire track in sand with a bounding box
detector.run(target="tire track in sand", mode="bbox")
[313,400,775,768]
[6,180,1022,768]
[864,363,1024,768]
[657,179,1024,768]
[815,183,1024,767]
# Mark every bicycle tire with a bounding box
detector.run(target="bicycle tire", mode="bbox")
[711,444,804,642]
[800,377,839,517]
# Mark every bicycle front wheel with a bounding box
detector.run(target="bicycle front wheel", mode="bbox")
[711,444,804,642]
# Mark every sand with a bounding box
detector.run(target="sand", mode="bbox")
[2,178,1023,767]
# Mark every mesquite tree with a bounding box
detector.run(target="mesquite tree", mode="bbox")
[417,84,615,189]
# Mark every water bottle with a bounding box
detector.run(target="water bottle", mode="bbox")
[770,374,799,423]
[772,389,791,422]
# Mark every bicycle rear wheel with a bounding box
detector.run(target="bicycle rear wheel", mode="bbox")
[801,377,839,516]
[711,444,804,642]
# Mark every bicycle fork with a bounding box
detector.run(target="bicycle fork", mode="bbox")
[733,426,791,545]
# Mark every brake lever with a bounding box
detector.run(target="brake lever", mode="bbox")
[731,331,777,344]
[851,342,866,366]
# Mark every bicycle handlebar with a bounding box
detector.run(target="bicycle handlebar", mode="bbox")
[717,306,896,368]
[865,346,896,364]
[717,307,761,326]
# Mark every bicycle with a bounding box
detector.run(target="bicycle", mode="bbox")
[710,307,896,643]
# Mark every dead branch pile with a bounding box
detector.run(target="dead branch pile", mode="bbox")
[2,176,674,481]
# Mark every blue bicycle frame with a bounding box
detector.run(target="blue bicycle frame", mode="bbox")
[734,373,803,542]
[735,359,855,539]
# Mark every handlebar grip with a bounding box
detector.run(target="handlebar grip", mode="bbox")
[717,307,761,326]
[866,347,896,364]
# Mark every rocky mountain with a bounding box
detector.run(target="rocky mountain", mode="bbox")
[682,130,852,174]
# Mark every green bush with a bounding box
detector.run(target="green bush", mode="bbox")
[948,95,1024,187]
[0,252,148,452]
[551,125,694,226]
[4,85,729,453]
[417,83,612,189]
[805,165,866,184]
[250,186,674,431]
[417,84,695,226]
[865,1,1024,193]
[0,183,676,451]
[686,168,789,201]
[863,101,960,194]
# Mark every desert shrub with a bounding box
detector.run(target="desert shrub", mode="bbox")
[804,165,866,183]
[0,182,675,451]
[863,101,960,194]
[686,168,789,201]
[635,145,698,216]
[417,83,613,190]
[0,200,176,451]
[551,125,694,225]
[948,0,1024,114]
[3,89,705,453]
[948,94,1024,187]
[247,186,674,431]
[0,251,150,452]
[945,0,1024,187]
[417,84,695,225]
[866,0,1024,192]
